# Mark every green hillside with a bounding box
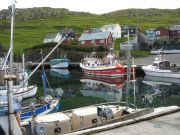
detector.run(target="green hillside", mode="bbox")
[0,7,180,54]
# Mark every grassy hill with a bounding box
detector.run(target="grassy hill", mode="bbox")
[0,7,180,54]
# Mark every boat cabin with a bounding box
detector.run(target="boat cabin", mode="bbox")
[153,60,170,69]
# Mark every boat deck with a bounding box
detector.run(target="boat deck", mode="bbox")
[93,109,180,135]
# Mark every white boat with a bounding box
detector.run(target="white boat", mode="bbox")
[0,85,37,101]
[0,68,37,101]
[142,53,180,78]
[49,58,70,69]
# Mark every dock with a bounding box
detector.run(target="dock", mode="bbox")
[93,108,180,135]
[66,106,180,135]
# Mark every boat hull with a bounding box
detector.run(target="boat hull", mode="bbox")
[49,59,70,69]
[142,66,180,78]
[0,85,37,101]
[21,99,60,121]
[50,61,69,68]
[80,64,125,77]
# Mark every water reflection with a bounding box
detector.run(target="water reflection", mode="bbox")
[29,70,180,110]
[50,69,70,78]
[80,75,125,102]
[141,75,180,107]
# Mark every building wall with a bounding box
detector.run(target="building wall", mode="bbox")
[155,28,170,42]
[54,34,62,43]
[101,24,121,39]
[80,38,112,46]
[170,30,180,38]
[44,39,54,43]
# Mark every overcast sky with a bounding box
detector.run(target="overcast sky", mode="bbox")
[1,0,180,14]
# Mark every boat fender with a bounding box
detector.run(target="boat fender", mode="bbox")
[116,64,125,69]
[35,123,47,135]
[44,95,53,103]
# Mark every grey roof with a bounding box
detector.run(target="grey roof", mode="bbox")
[44,33,58,39]
[122,25,129,29]
[78,32,111,41]
[60,28,74,35]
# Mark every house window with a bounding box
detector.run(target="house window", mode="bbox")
[91,40,95,44]
[156,31,160,35]
[81,41,85,44]
[131,30,134,32]
[100,40,104,43]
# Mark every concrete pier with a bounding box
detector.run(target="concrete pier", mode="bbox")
[65,107,180,135]
[94,110,180,135]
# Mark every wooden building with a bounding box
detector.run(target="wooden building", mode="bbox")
[78,32,113,46]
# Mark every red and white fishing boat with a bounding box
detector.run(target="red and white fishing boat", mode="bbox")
[80,48,136,77]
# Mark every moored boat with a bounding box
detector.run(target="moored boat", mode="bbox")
[142,53,180,78]
[80,50,126,77]
[80,46,136,77]
[49,58,70,69]
[20,95,60,121]
[0,85,37,101]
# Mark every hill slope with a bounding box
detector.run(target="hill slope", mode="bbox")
[0,7,180,53]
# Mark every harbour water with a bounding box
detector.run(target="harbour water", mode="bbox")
[29,69,180,111]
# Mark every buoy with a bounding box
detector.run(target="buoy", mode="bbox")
[116,64,125,69]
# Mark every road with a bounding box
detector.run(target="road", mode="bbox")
[134,54,180,66]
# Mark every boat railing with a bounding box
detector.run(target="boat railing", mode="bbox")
[62,101,137,114]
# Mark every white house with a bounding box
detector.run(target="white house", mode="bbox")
[43,33,62,43]
[101,23,121,39]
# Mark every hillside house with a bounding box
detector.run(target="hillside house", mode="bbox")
[78,32,113,46]
[44,33,62,43]
[145,29,156,40]
[154,27,170,42]
[169,25,180,39]
[101,24,121,39]
[60,28,76,44]
[84,28,102,34]
[121,25,139,36]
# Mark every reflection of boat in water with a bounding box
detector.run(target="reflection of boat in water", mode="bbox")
[50,68,70,78]
[143,75,180,95]
[143,75,180,84]
[80,77,124,101]
[141,75,180,107]
[82,75,125,87]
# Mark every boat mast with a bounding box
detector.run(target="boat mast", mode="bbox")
[5,2,16,135]
[126,30,131,108]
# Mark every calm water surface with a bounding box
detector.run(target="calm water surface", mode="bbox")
[30,69,180,111]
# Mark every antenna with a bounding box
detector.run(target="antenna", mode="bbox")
[12,0,17,4]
